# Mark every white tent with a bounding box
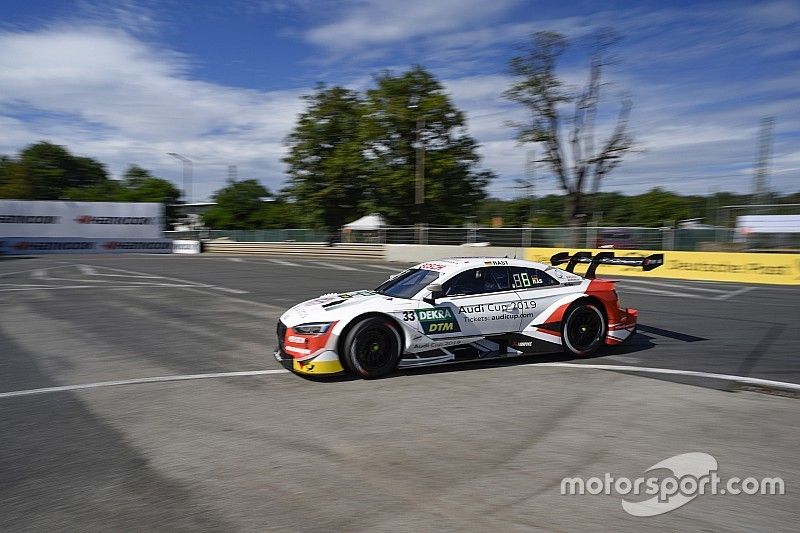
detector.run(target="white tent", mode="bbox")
[343,214,386,230]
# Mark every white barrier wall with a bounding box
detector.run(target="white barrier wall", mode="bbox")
[384,244,525,263]
[0,200,163,239]
[172,240,201,254]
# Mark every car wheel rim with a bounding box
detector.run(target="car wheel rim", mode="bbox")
[567,307,603,351]
[355,327,393,370]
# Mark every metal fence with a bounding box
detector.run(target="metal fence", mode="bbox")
[166,225,792,251]
[165,229,329,242]
[348,225,729,250]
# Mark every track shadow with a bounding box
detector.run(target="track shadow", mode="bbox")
[0,255,37,262]
[636,324,708,343]
[292,324,708,382]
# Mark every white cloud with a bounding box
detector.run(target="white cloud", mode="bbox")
[306,0,521,50]
[0,26,308,200]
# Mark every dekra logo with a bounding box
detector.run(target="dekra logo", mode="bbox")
[415,307,461,334]
[417,309,453,321]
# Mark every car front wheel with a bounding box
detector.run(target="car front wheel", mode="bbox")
[342,317,402,379]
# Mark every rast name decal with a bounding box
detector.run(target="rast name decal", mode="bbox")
[415,307,461,334]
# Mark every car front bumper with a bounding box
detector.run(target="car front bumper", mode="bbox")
[274,348,345,375]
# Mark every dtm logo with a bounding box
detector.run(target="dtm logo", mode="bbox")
[415,308,461,335]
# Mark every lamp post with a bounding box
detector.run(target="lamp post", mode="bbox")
[407,104,425,208]
[167,152,193,203]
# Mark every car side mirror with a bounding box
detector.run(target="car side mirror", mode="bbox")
[424,283,443,305]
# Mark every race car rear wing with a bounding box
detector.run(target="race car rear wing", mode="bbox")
[550,251,664,279]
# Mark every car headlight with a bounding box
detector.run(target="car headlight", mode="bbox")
[293,322,334,335]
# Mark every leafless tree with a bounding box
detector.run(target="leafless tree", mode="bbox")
[505,30,633,231]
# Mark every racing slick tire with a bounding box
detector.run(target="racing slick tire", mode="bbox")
[561,301,606,357]
[342,317,402,379]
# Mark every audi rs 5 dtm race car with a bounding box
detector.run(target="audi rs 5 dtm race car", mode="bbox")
[275,251,663,379]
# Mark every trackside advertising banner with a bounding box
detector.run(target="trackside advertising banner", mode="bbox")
[172,240,201,254]
[0,238,173,255]
[525,247,800,285]
[0,200,163,239]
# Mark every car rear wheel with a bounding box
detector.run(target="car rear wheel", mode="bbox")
[562,302,606,357]
[342,317,402,379]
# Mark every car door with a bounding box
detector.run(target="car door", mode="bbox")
[418,266,521,338]
[509,266,565,330]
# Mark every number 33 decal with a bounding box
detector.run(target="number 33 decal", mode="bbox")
[402,311,415,321]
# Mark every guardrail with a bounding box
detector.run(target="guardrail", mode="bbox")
[202,241,384,260]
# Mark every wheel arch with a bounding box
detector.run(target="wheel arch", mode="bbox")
[336,312,407,358]
[561,295,609,350]
[576,295,609,323]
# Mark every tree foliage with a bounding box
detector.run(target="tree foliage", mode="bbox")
[476,188,797,228]
[0,142,110,200]
[283,85,367,230]
[505,30,633,226]
[361,66,493,225]
[284,67,494,228]
[0,143,181,226]
[202,179,299,229]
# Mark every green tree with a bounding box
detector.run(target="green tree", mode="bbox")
[202,179,274,229]
[0,158,33,199]
[0,141,109,199]
[505,31,633,230]
[284,85,367,230]
[360,66,493,225]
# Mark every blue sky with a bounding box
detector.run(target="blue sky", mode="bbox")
[1,0,798,201]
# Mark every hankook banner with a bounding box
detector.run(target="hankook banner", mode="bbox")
[0,200,163,239]
[0,238,173,255]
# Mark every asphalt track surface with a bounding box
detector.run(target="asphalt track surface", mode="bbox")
[1,254,799,531]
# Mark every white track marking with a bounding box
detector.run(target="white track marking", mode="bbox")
[615,278,728,293]
[0,284,206,292]
[174,286,283,311]
[88,265,212,287]
[308,261,359,271]
[84,265,250,294]
[207,285,248,294]
[265,258,302,267]
[229,257,244,262]
[1,363,798,400]
[532,363,800,391]
[715,286,756,301]
[366,264,404,272]
[78,265,97,275]
[0,265,69,278]
[80,265,160,278]
[0,369,289,399]
[620,285,707,299]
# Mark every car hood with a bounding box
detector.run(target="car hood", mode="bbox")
[279,289,410,327]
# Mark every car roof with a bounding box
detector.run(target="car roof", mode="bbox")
[411,257,556,276]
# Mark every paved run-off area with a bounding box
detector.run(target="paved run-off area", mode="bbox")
[1,254,799,531]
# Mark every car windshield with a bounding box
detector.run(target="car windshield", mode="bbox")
[375,268,441,299]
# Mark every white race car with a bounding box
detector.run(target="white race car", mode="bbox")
[275,251,663,378]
